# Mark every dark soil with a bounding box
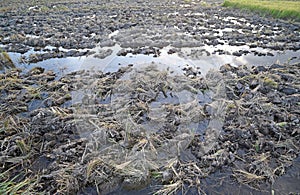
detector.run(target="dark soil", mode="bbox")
[1,0,299,63]
[0,0,299,194]
[1,62,299,194]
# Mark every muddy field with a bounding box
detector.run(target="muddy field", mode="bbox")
[0,0,300,194]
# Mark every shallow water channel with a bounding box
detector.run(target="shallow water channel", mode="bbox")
[6,40,300,77]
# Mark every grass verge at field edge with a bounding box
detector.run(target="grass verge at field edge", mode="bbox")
[223,0,300,22]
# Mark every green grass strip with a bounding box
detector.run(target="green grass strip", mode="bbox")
[223,0,300,22]
[0,170,36,195]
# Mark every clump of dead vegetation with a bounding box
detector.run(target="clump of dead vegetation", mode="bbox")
[0,50,15,71]
[221,63,299,189]
[0,62,299,194]
[70,64,226,193]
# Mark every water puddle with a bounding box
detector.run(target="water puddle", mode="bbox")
[4,41,300,78]
[1,0,300,193]
[1,17,300,194]
[71,64,226,194]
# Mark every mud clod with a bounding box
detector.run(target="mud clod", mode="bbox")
[0,0,300,194]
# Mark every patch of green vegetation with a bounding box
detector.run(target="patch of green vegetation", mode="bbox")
[254,141,260,152]
[226,103,236,110]
[16,139,31,154]
[223,0,300,21]
[53,5,69,11]
[0,171,36,194]
[276,121,288,127]
[263,77,278,88]
[151,171,162,179]
[239,74,258,82]
[40,5,50,12]
[200,2,210,7]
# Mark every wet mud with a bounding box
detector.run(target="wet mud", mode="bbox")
[0,0,299,194]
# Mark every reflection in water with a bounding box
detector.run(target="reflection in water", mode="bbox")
[5,43,300,78]
[2,42,299,195]
[202,156,300,195]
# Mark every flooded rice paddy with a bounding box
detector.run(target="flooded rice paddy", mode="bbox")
[0,0,299,194]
